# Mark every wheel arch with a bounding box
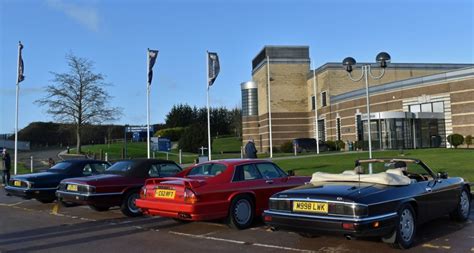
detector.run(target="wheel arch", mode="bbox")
[398,198,418,221]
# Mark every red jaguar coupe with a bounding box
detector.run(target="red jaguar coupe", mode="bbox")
[136,159,310,229]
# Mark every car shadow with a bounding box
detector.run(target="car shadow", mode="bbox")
[0,216,187,252]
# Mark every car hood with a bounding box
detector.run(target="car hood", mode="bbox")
[273,181,391,202]
[62,173,130,186]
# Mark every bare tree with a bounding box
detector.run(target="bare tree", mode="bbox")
[36,53,122,153]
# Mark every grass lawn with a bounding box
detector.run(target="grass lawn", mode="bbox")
[274,148,474,182]
[213,136,242,153]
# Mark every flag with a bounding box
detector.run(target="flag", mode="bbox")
[147,49,159,85]
[208,52,220,87]
[17,41,25,83]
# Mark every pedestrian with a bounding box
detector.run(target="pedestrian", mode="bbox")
[244,138,257,159]
[48,157,55,168]
[2,148,11,186]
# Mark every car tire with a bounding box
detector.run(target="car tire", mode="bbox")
[121,190,143,217]
[89,205,110,212]
[389,204,416,249]
[449,188,471,222]
[227,195,255,230]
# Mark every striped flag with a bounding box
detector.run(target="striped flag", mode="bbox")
[207,52,220,87]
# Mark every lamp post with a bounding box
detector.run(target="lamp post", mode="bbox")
[342,52,391,173]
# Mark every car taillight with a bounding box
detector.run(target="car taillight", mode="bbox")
[184,188,198,204]
[140,186,147,199]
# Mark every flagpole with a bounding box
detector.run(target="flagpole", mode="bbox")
[14,41,21,175]
[146,49,151,159]
[206,51,212,161]
[266,55,273,158]
[312,61,320,154]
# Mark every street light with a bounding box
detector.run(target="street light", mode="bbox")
[342,52,391,173]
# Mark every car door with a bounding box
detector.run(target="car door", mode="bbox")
[254,163,289,199]
[231,163,269,212]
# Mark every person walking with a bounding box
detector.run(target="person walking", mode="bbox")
[244,138,258,159]
[48,158,56,168]
[2,148,11,186]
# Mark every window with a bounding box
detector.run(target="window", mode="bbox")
[421,103,432,112]
[82,164,93,176]
[318,119,326,141]
[91,163,109,174]
[356,115,363,141]
[159,163,182,177]
[311,96,315,110]
[188,163,227,177]
[106,161,133,173]
[336,118,341,141]
[432,102,444,112]
[321,91,327,107]
[255,163,283,179]
[233,164,262,181]
[409,105,421,112]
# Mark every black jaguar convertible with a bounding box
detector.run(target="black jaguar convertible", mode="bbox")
[263,158,471,249]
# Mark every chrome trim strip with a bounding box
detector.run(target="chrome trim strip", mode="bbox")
[264,210,398,222]
[270,197,369,207]
[56,190,122,197]
[6,186,57,191]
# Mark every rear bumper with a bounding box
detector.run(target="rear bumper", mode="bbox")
[136,198,228,221]
[5,186,56,200]
[56,190,122,206]
[263,210,397,238]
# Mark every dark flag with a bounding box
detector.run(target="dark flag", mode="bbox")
[17,41,25,83]
[147,49,159,85]
[208,52,220,87]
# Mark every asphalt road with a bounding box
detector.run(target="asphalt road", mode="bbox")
[0,187,472,253]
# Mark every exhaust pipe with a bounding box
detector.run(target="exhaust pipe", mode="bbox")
[344,235,352,240]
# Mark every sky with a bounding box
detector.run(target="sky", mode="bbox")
[0,0,473,134]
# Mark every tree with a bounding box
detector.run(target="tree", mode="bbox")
[165,104,195,128]
[178,123,209,153]
[447,134,464,149]
[36,53,121,153]
[465,135,472,148]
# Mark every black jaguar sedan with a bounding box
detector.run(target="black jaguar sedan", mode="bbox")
[263,158,471,249]
[5,159,110,203]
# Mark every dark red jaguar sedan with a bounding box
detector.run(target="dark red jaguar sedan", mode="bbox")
[56,159,182,217]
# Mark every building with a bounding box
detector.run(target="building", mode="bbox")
[241,46,474,152]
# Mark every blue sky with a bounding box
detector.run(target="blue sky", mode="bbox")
[0,0,473,133]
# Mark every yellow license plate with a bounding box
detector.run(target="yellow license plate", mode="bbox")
[14,181,21,187]
[154,189,176,199]
[293,201,328,213]
[67,184,78,191]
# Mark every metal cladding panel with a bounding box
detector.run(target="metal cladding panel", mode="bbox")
[252,46,310,70]
[241,81,258,116]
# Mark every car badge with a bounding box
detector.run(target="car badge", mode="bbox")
[337,197,343,201]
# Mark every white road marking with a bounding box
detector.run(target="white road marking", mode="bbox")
[168,231,316,252]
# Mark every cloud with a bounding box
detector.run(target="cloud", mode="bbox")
[46,0,100,32]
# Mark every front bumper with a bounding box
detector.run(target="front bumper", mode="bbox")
[56,190,122,206]
[263,210,398,238]
[5,186,56,200]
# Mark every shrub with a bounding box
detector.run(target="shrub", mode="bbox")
[326,140,336,151]
[447,134,464,148]
[335,140,345,151]
[155,127,185,141]
[465,135,472,148]
[354,140,364,150]
[280,141,294,153]
[178,124,210,153]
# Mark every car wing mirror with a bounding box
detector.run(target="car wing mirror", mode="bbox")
[287,170,295,176]
[437,171,448,179]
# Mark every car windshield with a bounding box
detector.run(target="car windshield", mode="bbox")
[105,161,134,174]
[47,162,73,172]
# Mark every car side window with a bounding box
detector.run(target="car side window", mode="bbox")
[159,163,182,177]
[255,163,282,179]
[242,164,262,180]
[91,163,109,174]
[148,164,160,177]
[82,164,93,176]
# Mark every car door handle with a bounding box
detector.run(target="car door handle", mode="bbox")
[265,180,274,184]
[425,187,432,192]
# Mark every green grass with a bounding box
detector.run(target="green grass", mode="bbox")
[213,137,242,153]
[273,148,474,182]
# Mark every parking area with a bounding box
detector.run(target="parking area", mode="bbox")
[0,188,473,253]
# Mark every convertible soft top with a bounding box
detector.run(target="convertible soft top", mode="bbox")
[310,171,411,186]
